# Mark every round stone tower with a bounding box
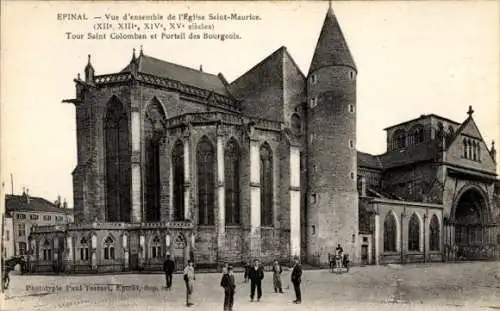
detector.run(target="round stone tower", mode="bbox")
[306,5,359,264]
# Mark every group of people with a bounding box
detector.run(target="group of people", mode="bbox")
[329,244,350,273]
[162,255,303,309]
[222,258,303,311]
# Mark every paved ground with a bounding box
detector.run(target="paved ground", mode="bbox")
[1,261,499,311]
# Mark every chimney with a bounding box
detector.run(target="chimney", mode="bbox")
[199,64,203,72]
[25,188,30,204]
[57,195,62,208]
[63,198,68,209]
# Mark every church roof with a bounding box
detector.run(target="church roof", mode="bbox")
[378,140,440,169]
[357,151,383,170]
[308,6,356,76]
[121,52,231,96]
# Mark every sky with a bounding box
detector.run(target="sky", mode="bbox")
[1,1,499,207]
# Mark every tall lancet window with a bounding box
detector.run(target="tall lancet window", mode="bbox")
[197,136,215,225]
[260,142,273,226]
[144,100,166,222]
[408,213,420,252]
[105,97,131,222]
[225,138,240,225]
[383,212,397,252]
[429,215,440,251]
[172,140,185,221]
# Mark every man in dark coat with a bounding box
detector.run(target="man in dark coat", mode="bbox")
[220,265,236,311]
[247,259,264,302]
[163,254,175,290]
[291,258,302,304]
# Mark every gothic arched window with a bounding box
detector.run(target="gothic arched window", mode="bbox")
[393,130,406,150]
[463,139,468,158]
[144,100,166,222]
[225,138,240,225]
[383,212,397,252]
[151,236,161,258]
[103,235,115,260]
[104,97,130,222]
[408,213,420,252]
[79,236,89,261]
[197,136,215,225]
[172,140,185,221]
[429,215,440,251]
[260,142,273,227]
[410,125,424,145]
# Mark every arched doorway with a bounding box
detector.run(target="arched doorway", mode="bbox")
[453,188,490,260]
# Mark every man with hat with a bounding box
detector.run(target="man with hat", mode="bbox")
[220,265,236,311]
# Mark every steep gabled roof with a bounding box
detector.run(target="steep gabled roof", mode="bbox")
[122,52,231,96]
[308,6,356,76]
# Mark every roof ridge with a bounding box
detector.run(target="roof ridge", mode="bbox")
[139,54,221,78]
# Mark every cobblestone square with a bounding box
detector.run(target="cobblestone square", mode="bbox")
[2,262,500,311]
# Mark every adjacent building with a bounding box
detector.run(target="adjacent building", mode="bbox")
[29,5,499,273]
[6,190,74,258]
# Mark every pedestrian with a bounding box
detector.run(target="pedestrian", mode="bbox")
[243,260,251,283]
[335,244,344,271]
[248,259,264,302]
[272,259,283,293]
[221,265,236,311]
[291,257,302,304]
[163,254,175,290]
[183,260,196,307]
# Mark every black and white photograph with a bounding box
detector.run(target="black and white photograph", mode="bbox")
[1,1,499,310]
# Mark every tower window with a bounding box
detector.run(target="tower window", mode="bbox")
[349,140,354,148]
[310,97,317,108]
[311,194,317,204]
[312,225,316,235]
[350,172,355,180]
[309,133,315,143]
[349,71,354,80]
[348,104,355,113]
[313,165,317,173]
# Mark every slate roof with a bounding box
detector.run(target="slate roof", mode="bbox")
[383,114,460,131]
[5,195,73,215]
[121,53,231,97]
[357,151,383,170]
[308,6,356,75]
[380,142,440,169]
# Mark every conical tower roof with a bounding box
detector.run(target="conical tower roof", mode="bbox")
[308,6,356,76]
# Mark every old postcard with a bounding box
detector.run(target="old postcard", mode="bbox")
[1,1,499,311]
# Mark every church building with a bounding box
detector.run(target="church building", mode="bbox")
[29,5,499,273]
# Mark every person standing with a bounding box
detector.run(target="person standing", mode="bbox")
[291,258,302,304]
[248,259,264,302]
[163,254,175,290]
[183,260,196,307]
[220,265,236,311]
[272,260,283,293]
